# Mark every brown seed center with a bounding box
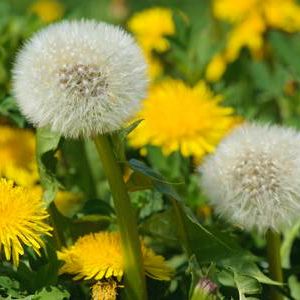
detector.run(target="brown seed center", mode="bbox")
[58,64,108,97]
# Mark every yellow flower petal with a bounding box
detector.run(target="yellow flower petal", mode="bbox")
[0,179,52,266]
[57,231,172,282]
[128,79,240,160]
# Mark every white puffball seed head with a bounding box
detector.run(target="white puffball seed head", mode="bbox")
[199,123,300,233]
[13,20,148,138]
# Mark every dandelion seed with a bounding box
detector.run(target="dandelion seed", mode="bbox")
[13,20,147,138]
[199,123,300,233]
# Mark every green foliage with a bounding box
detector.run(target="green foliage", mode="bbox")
[2,0,300,299]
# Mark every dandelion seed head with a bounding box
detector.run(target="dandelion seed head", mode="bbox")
[13,20,147,138]
[199,123,300,233]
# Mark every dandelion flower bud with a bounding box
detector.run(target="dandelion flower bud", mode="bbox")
[199,123,300,233]
[191,277,218,300]
[13,20,147,138]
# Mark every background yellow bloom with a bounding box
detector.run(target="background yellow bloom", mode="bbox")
[208,0,300,79]
[224,12,265,62]
[128,79,240,159]
[127,7,174,53]
[29,0,64,23]
[205,53,227,82]
[0,126,38,187]
[0,179,52,267]
[213,0,259,23]
[127,7,174,79]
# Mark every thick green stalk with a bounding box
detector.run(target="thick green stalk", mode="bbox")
[94,135,147,300]
[266,229,283,300]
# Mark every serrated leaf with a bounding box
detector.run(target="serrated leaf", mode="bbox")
[32,286,70,300]
[223,257,281,286]
[36,128,61,206]
[0,276,23,298]
[234,274,261,300]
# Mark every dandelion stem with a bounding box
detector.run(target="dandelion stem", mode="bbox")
[266,229,283,300]
[94,134,147,300]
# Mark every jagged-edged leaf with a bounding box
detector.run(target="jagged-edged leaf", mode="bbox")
[36,128,61,206]
[32,286,70,300]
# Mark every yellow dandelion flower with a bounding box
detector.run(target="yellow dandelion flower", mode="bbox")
[213,0,259,23]
[57,231,172,282]
[29,0,64,23]
[263,0,300,32]
[0,126,38,187]
[0,179,52,267]
[224,12,266,62]
[128,79,239,159]
[205,53,227,82]
[127,7,175,53]
[209,0,300,80]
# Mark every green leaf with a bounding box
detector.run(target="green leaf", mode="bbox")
[288,275,300,300]
[26,243,60,291]
[0,97,25,127]
[217,267,262,300]
[139,209,178,247]
[61,140,97,198]
[233,274,261,300]
[281,219,300,268]
[36,128,61,206]
[128,159,244,262]
[48,201,111,244]
[222,257,281,286]
[126,171,153,192]
[0,276,24,298]
[110,119,143,161]
[32,286,70,300]
[70,214,111,239]
[120,119,143,140]
[269,31,300,77]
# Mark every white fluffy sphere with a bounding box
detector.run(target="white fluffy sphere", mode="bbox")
[199,123,300,233]
[13,20,147,138]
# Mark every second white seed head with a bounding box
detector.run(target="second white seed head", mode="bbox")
[199,123,300,233]
[13,20,148,138]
